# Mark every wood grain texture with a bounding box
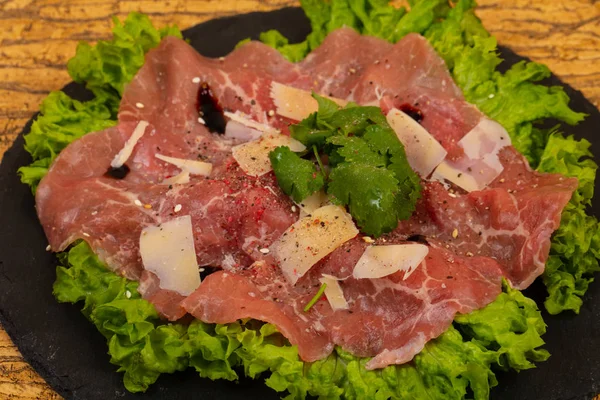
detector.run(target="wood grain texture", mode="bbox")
[0,0,598,398]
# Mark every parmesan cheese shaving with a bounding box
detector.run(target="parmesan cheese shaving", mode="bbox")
[139,215,200,296]
[224,111,279,135]
[353,244,429,280]
[386,108,447,177]
[431,118,511,192]
[431,161,480,192]
[110,120,149,168]
[320,274,349,310]
[224,120,263,141]
[160,170,190,186]
[232,133,306,177]
[297,190,329,217]
[155,154,212,176]
[271,205,359,284]
[270,81,348,121]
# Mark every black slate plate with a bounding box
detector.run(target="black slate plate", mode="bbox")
[0,7,598,400]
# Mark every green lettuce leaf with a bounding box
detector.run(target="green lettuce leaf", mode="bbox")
[68,12,181,103]
[17,92,115,193]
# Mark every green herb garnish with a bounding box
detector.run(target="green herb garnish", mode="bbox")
[303,282,327,312]
[269,146,325,203]
[270,95,421,237]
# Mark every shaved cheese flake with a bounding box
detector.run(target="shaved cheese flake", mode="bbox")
[160,170,190,186]
[111,120,149,168]
[271,205,359,284]
[139,215,200,296]
[224,111,279,135]
[224,120,263,142]
[353,244,429,280]
[386,108,447,177]
[232,133,306,177]
[270,81,348,121]
[459,118,511,161]
[431,161,480,192]
[320,274,349,310]
[155,153,212,176]
[297,190,329,217]
[432,118,511,192]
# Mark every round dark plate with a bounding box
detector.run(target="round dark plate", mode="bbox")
[0,7,598,400]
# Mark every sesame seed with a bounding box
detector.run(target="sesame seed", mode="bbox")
[143,204,152,209]
[125,290,131,299]
[452,229,459,239]
[192,77,200,83]
[259,248,270,254]
[91,210,98,216]
[134,199,143,206]
[199,268,205,272]
[243,63,248,68]
[174,204,182,213]
[362,236,375,243]
[488,94,495,99]
[349,68,356,74]
[448,193,457,198]
[466,252,474,257]
[499,178,505,183]
[218,56,225,61]
[83,232,90,237]
[291,205,297,212]
[268,110,275,117]
[45,244,52,251]
[135,102,145,109]
[198,117,206,124]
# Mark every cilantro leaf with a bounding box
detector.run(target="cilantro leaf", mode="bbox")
[327,135,386,167]
[277,97,422,236]
[269,146,325,203]
[362,124,422,219]
[313,94,340,126]
[328,163,400,237]
[290,113,336,148]
[329,106,388,136]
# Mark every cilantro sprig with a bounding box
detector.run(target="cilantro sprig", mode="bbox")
[269,95,421,237]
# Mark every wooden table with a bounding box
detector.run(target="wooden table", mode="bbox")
[0,0,599,398]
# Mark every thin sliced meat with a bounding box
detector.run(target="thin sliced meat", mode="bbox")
[37,28,576,368]
[394,147,578,288]
[183,238,503,369]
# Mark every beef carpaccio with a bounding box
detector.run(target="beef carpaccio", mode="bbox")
[36,28,577,369]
